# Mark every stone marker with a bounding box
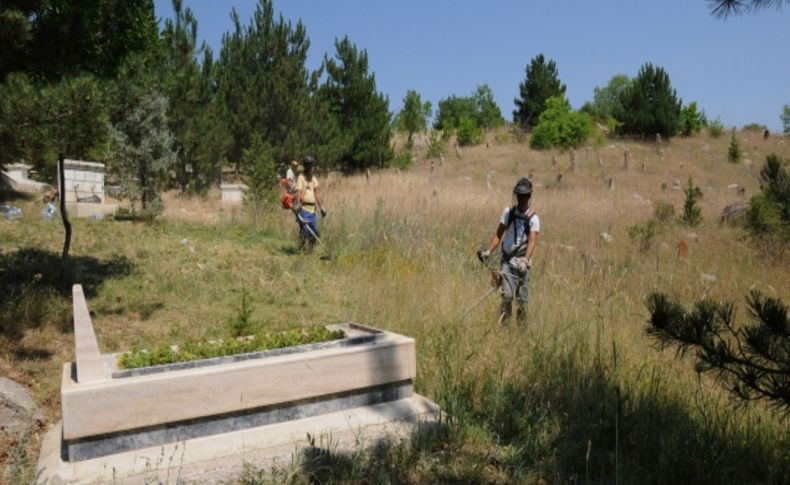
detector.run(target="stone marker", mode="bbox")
[676,240,688,258]
[623,148,630,169]
[220,184,248,204]
[569,148,577,172]
[606,176,614,191]
[0,377,44,436]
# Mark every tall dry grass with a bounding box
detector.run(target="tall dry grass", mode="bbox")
[2,130,789,482]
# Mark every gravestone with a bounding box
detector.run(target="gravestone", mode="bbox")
[220,184,248,204]
[63,160,117,218]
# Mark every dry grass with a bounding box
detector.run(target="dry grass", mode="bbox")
[1,129,789,482]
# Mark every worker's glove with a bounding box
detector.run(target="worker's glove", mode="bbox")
[320,207,327,218]
[477,249,491,263]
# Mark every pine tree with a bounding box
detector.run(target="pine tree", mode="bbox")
[216,0,318,172]
[513,54,566,130]
[682,176,702,226]
[320,36,393,171]
[728,130,742,163]
[646,290,790,409]
[617,63,681,138]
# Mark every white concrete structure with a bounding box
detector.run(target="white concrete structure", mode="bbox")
[38,285,441,483]
[62,160,117,217]
[63,159,105,203]
[1,163,50,193]
[220,183,248,204]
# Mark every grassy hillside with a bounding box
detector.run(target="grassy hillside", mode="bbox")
[2,129,789,483]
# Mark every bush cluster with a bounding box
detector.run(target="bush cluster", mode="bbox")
[529,97,592,150]
[747,154,790,241]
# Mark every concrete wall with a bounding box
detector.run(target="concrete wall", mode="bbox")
[63,160,105,203]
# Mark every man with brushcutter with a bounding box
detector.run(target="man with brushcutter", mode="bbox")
[295,155,326,248]
[477,177,540,326]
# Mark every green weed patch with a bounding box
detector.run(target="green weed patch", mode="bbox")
[118,326,345,369]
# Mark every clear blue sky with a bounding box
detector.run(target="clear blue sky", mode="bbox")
[153,0,790,131]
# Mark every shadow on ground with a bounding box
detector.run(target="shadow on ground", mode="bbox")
[0,184,35,203]
[0,247,132,339]
[243,357,790,484]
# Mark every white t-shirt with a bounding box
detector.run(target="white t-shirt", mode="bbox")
[500,206,540,258]
[286,167,295,183]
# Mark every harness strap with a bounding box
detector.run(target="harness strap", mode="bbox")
[503,207,536,259]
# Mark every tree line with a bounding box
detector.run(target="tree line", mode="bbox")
[0,0,394,215]
[1,0,787,214]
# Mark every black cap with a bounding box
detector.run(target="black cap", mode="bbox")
[513,177,532,196]
[302,155,316,166]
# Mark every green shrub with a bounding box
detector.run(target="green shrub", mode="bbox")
[628,218,663,252]
[228,287,256,337]
[653,200,676,224]
[728,130,742,163]
[426,131,446,158]
[743,122,767,132]
[708,118,725,138]
[747,154,790,241]
[682,176,702,226]
[391,150,413,170]
[118,326,346,369]
[679,101,704,136]
[456,115,483,146]
[529,96,592,150]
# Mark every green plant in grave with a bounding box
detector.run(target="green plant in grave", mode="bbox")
[118,326,346,369]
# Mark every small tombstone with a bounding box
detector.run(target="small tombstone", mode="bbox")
[623,148,630,169]
[439,153,445,166]
[569,149,577,172]
[655,133,662,150]
[686,232,700,243]
[701,272,717,283]
[455,143,462,158]
[763,129,770,140]
[676,240,688,258]
[661,182,668,192]
[486,141,489,148]
[597,153,603,167]
[679,162,684,170]
[600,232,613,244]
[366,168,371,183]
[607,176,614,191]
[555,173,563,185]
[672,178,681,190]
[485,172,492,190]
[552,155,558,166]
[641,162,646,172]
[584,147,590,161]
[721,202,749,224]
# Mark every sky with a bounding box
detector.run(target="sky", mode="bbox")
[153,0,790,131]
